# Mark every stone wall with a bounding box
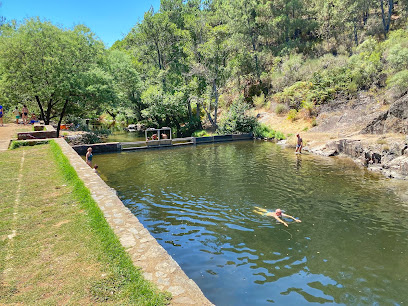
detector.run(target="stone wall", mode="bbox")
[72,142,122,155]
[17,125,57,140]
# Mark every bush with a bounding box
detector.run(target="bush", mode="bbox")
[253,123,285,140]
[252,92,266,108]
[301,100,315,117]
[192,130,210,137]
[387,70,408,95]
[217,98,257,134]
[275,104,287,115]
[287,109,298,122]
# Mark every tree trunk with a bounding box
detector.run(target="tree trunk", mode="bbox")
[380,0,394,38]
[35,95,46,124]
[187,98,193,121]
[212,79,219,128]
[353,19,359,46]
[56,99,69,138]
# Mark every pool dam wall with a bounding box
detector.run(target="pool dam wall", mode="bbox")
[71,133,253,155]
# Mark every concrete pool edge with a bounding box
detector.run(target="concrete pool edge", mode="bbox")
[55,138,213,306]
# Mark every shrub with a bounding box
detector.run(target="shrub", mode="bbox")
[275,104,287,115]
[192,130,210,137]
[301,100,315,117]
[217,98,257,134]
[253,123,285,140]
[387,70,408,95]
[287,109,298,122]
[252,92,266,108]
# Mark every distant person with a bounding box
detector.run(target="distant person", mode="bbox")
[86,147,93,167]
[161,133,168,139]
[152,134,158,140]
[30,113,37,124]
[0,105,3,126]
[254,207,301,227]
[22,105,29,125]
[94,164,99,175]
[13,106,20,124]
[295,133,303,154]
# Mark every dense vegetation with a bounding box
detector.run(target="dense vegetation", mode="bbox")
[1,0,408,137]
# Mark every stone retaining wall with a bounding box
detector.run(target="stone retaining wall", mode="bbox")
[193,133,253,144]
[72,142,122,155]
[17,125,57,140]
[55,138,213,305]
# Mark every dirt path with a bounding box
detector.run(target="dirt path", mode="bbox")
[0,124,31,151]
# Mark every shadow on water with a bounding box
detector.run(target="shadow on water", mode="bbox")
[93,140,408,305]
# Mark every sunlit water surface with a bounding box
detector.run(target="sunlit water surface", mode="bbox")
[93,141,408,305]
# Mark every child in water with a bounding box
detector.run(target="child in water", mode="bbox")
[86,147,93,167]
[254,207,301,227]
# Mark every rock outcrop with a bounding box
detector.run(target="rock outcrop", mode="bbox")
[306,136,408,180]
[362,94,408,134]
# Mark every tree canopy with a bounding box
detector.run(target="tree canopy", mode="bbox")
[1,1,408,136]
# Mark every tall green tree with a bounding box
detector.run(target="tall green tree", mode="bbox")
[0,18,111,136]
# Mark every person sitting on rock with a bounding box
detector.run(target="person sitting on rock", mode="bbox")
[253,207,301,227]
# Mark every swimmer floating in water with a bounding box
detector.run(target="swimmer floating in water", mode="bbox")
[254,207,301,227]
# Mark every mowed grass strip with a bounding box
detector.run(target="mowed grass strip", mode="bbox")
[0,142,170,305]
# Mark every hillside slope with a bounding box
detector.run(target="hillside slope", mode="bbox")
[258,92,408,180]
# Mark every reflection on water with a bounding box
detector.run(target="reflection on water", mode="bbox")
[104,131,145,143]
[93,141,408,305]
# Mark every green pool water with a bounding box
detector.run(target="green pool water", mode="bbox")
[93,140,408,305]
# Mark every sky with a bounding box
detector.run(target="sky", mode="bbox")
[1,0,161,47]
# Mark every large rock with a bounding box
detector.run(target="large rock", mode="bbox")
[362,94,408,134]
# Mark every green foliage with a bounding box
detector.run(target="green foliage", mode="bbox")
[275,104,287,115]
[192,130,210,137]
[0,18,111,131]
[387,70,408,94]
[287,109,298,122]
[252,92,266,108]
[217,99,257,134]
[9,140,49,150]
[3,1,408,133]
[253,123,285,140]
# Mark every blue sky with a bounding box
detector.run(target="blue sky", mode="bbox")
[1,0,161,47]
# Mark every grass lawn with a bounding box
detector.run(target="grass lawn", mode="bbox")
[0,143,169,305]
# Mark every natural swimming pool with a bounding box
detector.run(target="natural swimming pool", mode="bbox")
[92,140,408,305]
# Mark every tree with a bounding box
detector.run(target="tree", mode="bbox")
[0,18,110,136]
[104,50,143,121]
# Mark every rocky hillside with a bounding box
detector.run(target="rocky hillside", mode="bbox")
[261,92,408,180]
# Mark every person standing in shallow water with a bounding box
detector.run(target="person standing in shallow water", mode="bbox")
[86,147,93,167]
[254,207,301,227]
[295,133,303,154]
